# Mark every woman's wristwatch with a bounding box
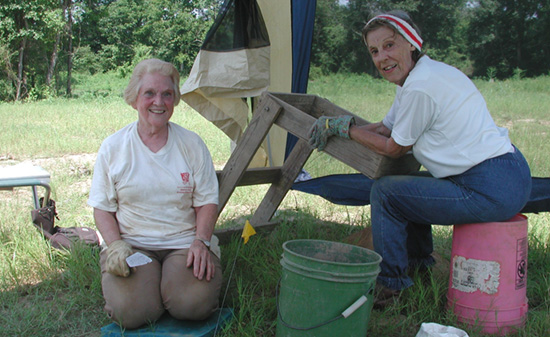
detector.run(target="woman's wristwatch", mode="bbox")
[195,238,211,250]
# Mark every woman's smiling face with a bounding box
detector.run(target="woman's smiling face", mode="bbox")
[133,72,175,130]
[366,26,416,86]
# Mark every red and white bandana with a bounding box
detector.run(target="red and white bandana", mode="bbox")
[366,14,423,51]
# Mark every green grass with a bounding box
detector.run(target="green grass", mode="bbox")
[1,73,550,336]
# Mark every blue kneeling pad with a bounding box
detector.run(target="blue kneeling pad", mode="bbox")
[101,308,233,337]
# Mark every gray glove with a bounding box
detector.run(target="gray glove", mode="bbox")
[308,115,355,151]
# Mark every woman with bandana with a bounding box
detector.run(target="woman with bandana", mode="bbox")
[308,10,531,307]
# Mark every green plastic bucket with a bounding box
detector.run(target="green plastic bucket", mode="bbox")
[276,239,382,337]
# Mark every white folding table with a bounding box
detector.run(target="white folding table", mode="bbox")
[0,164,51,209]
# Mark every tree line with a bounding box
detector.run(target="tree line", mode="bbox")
[1,0,549,102]
[314,0,550,80]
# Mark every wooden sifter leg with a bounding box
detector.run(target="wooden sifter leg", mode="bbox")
[251,138,313,225]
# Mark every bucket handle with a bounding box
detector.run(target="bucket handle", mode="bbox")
[276,278,374,331]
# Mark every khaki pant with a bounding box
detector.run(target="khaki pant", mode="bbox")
[100,248,223,329]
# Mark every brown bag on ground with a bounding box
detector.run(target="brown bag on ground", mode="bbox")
[31,198,58,235]
[31,198,99,250]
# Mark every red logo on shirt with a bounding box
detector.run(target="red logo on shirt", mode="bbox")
[180,172,189,183]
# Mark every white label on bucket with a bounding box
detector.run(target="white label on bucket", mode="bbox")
[451,255,500,294]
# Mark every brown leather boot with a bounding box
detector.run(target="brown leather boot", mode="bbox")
[373,283,401,309]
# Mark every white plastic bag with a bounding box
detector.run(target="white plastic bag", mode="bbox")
[415,322,469,337]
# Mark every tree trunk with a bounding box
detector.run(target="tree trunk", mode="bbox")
[15,24,28,101]
[46,33,60,87]
[66,0,73,97]
[0,47,17,97]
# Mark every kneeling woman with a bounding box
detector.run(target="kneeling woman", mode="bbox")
[88,58,222,328]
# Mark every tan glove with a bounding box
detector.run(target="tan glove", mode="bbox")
[105,240,133,277]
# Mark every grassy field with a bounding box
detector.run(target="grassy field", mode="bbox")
[1,73,549,336]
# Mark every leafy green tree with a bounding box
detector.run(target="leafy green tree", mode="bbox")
[467,0,550,78]
[0,0,64,100]
[77,0,219,73]
[310,0,348,75]
[0,0,219,101]
[74,0,117,55]
[135,0,219,73]
[311,0,469,76]
[96,0,144,70]
[412,0,470,73]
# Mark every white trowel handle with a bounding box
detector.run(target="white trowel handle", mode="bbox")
[341,295,368,318]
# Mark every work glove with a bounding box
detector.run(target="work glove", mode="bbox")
[105,240,133,277]
[308,115,355,151]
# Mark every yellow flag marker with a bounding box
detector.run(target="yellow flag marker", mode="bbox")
[241,220,257,244]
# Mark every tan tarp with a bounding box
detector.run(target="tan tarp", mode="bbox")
[180,48,270,143]
[182,48,271,98]
[181,0,291,167]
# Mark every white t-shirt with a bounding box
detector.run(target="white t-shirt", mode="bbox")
[383,56,513,178]
[88,121,219,250]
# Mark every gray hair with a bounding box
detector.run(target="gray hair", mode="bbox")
[123,58,181,106]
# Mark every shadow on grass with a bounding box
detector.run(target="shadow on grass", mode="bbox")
[0,241,107,337]
[215,208,549,337]
[2,208,547,336]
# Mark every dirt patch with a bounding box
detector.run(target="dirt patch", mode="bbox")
[344,226,374,250]
[0,153,96,170]
[34,153,97,169]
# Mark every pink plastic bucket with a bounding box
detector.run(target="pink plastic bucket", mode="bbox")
[447,214,528,335]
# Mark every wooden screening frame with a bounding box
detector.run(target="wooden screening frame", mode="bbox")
[214,92,420,242]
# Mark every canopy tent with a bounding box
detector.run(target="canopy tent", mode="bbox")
[181,0,270,145]
[182,0,315,167]
[182,0,550,214]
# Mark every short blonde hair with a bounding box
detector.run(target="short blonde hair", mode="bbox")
[123,58,181,106]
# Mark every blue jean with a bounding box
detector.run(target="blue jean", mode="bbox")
[370,148,532,290]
